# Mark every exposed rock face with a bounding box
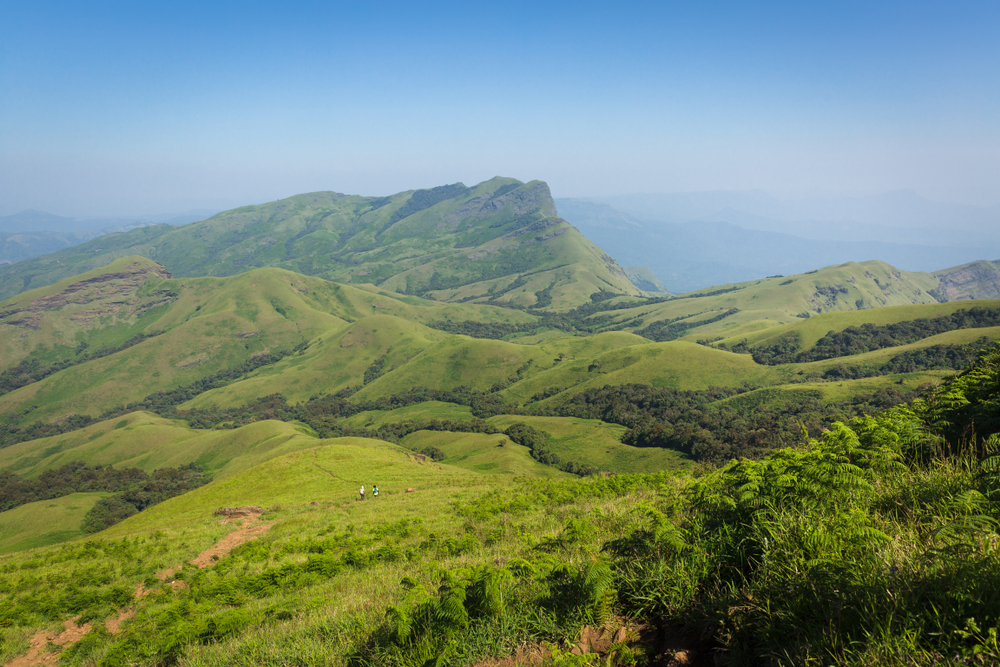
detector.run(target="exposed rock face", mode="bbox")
[445,181,557,223]
[0,260,173,329]
[934,260,1000,301]
[213,506,264,517]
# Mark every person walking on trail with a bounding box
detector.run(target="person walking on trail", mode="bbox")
[373,484,379,498]
[360,484,365,501]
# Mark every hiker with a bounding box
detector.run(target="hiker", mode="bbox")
[360,484,365,501]
[372,484,379,498]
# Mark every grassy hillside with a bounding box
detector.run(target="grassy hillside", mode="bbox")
[4,259,1000,561]
[587,260,945,342]
[0,412,321,479]
[0,492,107,554]
[721,298,1000,351]
[0,263,540,423]
[502,341,774,407]
[487,414,687,473]
[2,359,999,666]
[934,258,1000,300]
[3,262,998,484]
[0,256,174,370]
[0,440,640,664]
[339,405,688,475]
[0,178,641,309]
[4,204,1000,665]
[6,256,997,432]
[399,430,570,478]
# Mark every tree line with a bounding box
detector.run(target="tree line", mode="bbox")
[746,307,1000,365]
[0,461,208,532]
[539,382,924,463]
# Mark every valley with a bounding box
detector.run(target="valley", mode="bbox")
[2,180,1000,666]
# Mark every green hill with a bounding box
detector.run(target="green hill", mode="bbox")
[0,262,535,423]
[3,257,999,480]
[2,362,999,666]
[4,191,1000,666]
[0,178,641,309]
[582,260,945,341]
[0,492,107,554]
[4,256,1000,562]
[719,299,1000,352]
[0,412,320,479]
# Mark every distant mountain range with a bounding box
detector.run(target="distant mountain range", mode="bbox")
[0,209,219,234]
[589,189,1000,245]
[0,209,218,265]
[556,196,1000,293]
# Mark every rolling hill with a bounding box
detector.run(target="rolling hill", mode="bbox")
[3,255,1000,435]
[3,184,1000,667]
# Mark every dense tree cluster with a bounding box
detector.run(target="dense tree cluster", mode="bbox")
[635,308,740,342]
[0,461,208,531]
[363,354,389,385]
[541,382,924,463]
[428,320,531,339]
[429,292,672,340]
[749,307,1000,365]
[0,461,148,512]
[820,338,996,380]
[0,344,307,450]
[81,464,209,533]
[503,422,599,476]
[0,412,98,450]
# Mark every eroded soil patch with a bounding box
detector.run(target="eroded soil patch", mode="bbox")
[4,511,271,667]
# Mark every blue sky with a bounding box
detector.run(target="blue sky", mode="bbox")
[1,0,998,216]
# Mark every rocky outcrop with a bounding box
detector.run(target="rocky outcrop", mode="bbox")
[933,260,1000,301]
[0,260,173,329]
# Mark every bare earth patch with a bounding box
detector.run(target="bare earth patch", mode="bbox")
[191,510,269,568]
[5,617,91,667]
[4,510,272,667]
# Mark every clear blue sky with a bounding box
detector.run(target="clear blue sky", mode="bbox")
[2,0,998,216]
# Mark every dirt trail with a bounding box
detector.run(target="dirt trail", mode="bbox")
[190,511,269,568]
[5,618,91,667]
[4,512,271,667]
[471,622,716,667]
[311,449,352,484]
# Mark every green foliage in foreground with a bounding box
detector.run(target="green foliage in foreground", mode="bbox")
[2,348,999,666]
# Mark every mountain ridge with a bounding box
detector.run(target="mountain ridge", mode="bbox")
[0,178,640,310]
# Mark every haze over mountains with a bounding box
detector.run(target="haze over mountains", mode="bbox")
[7,185,998,300]
[0,209,219,265]
[556,191,1000,293]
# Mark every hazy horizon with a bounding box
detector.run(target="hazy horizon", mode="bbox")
[1,186,997,226]
[3,1,998,218]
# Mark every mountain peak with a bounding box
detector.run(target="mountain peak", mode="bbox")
[0,179,639,309]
